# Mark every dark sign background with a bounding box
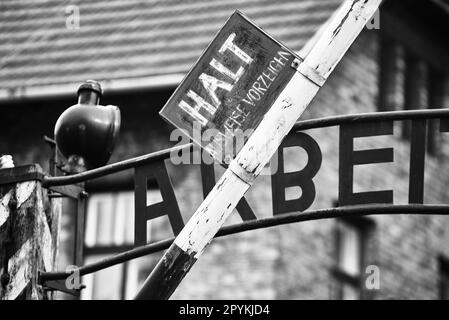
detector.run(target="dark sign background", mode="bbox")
[159,11,299,163]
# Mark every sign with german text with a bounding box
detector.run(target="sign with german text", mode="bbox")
[159,11,299,164]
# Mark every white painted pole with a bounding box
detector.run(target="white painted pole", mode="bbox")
[135,0,383,300]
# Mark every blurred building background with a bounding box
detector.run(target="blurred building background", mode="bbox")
[1,0,449,299]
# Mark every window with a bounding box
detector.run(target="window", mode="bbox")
[85,192,135,247]
[333,218,374,300]
[377,34,446,149]
[379,34,448,152]
[427,69,447,154]
[81,190,165,300]
[377,34,402,113]
[402,52,427,140]
[439,256,449,300]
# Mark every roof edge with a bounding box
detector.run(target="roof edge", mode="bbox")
[0,73,184,103]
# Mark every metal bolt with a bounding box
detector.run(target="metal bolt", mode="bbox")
[291,58,301,69]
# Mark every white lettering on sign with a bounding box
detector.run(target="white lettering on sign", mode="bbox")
[242,51,290,107]
[178,33,253,127]
[209,58,244,83]
[178,91,217,126]
[203,49,292,163]
[199,73,233,107]
[219,33,254,64]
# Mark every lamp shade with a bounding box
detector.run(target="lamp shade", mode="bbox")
[54,80,121,169]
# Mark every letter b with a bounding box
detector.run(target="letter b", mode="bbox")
[271,132,322,214]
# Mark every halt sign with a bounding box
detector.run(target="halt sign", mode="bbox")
[160,11,299,164]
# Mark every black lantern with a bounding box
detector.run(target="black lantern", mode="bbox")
[54,80,121,172]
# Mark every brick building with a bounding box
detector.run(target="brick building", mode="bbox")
[1,0,449,299]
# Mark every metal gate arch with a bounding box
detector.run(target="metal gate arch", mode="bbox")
[28,108,449,293]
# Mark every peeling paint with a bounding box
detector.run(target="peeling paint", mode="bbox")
[0,190,12,227]
[331,0,362,42]
[38,210,53,272]
[15,181,36,208]
[2,239,32,300]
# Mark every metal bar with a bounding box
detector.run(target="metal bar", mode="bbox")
[39,239,173,282]
[74,191,87,266]
[48,185,83,199]
[38,109,449,188]
[292,108,449,131]
[38,204,449,283]
[42,143,193,187]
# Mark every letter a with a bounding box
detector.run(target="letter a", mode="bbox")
[199,73,233,107]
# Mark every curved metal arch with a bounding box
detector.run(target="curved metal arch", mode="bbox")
[42,108,449,188]
[39,204,449,282]
[38,108,449,288]
[42,143,194,187]
[292,108,449,131]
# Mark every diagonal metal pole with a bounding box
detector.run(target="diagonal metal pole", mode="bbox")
[135,0,383,300]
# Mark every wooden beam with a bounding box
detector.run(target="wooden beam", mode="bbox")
[134,0,383,300]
